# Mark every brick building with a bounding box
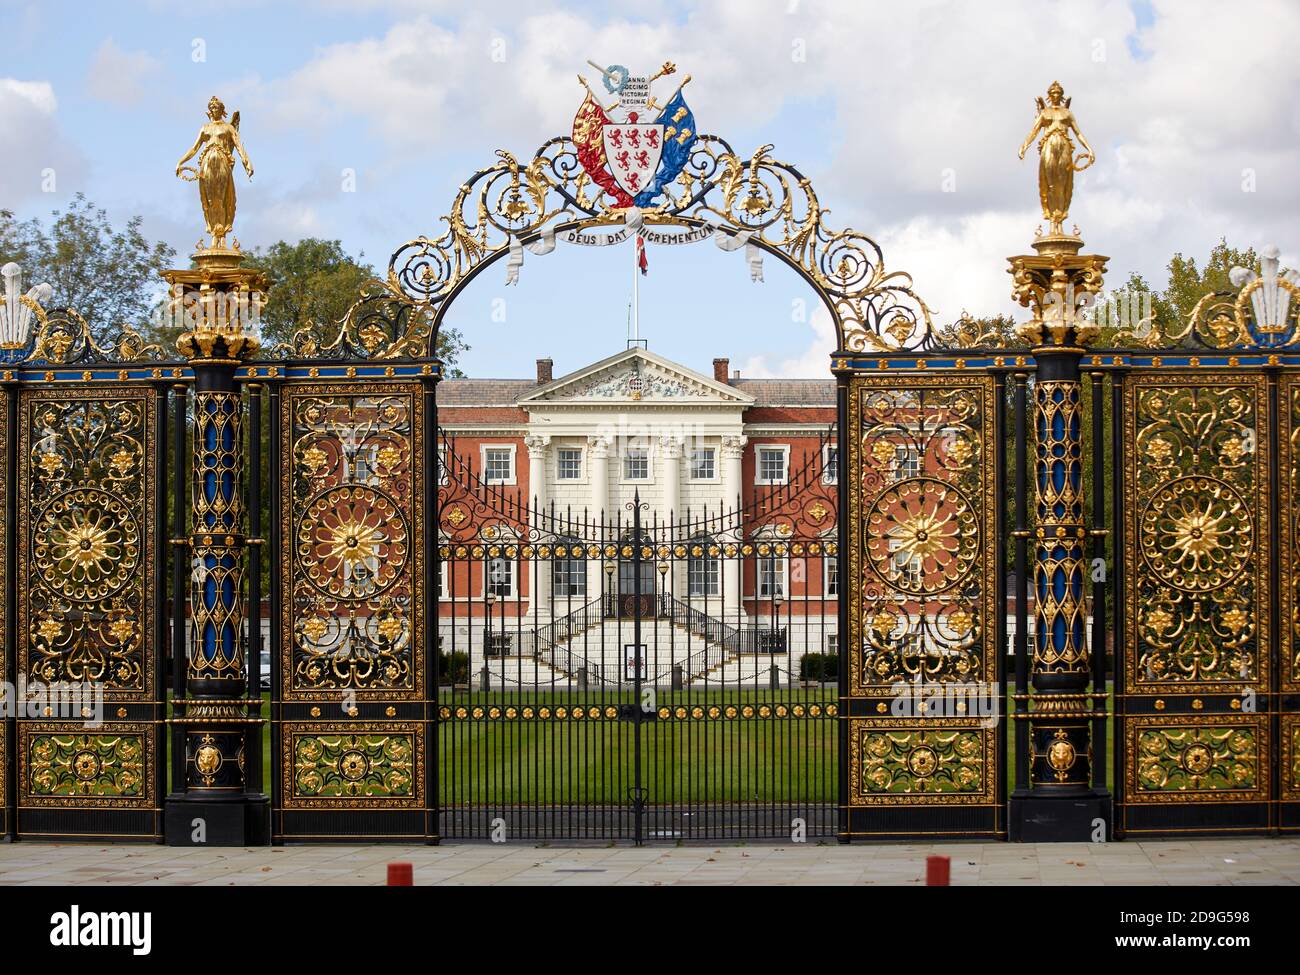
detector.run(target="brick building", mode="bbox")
[436,347,840,684]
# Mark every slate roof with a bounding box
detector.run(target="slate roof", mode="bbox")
[731,379,837,406]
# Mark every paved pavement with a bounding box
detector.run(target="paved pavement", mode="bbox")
[1,838,1299,885]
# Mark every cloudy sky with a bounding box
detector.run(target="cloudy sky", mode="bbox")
[1,0,1296,377]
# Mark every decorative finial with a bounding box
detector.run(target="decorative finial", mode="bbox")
[176,95,253,253]
[0,262,53,352]
[1017,81,1095,240]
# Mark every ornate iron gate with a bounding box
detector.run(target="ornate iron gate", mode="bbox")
[841,368,1006,838]
[0,304,171,842]
[435,436,840,842]
[1110,287,1300,835]
[272,375,435,841]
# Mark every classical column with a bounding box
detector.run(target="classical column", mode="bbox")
[588,435,610,517]
[587,436,611,615]
[719,435,746,619]
[525,434,551,619]
[1007,219,1111,840]
[659,436,682,598]
[163,248,270,845]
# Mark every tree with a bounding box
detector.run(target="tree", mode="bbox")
[239,238,468,373]
[0,194,174,341]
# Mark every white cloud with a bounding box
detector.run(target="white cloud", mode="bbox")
[0,78,84,205]
[85,39,162,108]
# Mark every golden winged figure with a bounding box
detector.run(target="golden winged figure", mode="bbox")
[1017,81,1095,236]
[176,96,253,250]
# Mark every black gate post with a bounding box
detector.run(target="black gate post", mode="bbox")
[2,378,16,841]
[423,364,443,845]
[1007,231,1113,841]
[630,490,647,846]
[162,253,270,845]
[834,365,850,844]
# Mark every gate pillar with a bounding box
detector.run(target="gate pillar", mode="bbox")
[1007,230,1113,840]
[163,247,270,845]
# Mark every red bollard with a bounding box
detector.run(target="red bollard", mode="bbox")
[388,862,413,886]
[925,855,950,886]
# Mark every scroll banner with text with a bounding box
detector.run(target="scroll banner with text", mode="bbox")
[504,211,764,285]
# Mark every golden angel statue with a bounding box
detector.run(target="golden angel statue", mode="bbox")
[176,96,253,250]
[1017,81,1095,236]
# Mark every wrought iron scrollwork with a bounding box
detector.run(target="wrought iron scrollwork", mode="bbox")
[291,134,942,359]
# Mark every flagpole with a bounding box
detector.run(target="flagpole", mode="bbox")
[632,231,640,345]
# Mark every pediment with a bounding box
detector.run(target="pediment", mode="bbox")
[519,349,753,406]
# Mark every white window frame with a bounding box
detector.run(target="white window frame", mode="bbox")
[485,556,516,597]
[438,559,449,599]
[894,444,921,479]
[887,535,922,589]
[757,554,787,598]
[823,557,839,597]
[552,547,588,598]
[556,446,584,482]
[688,446,717,482]
[481,444,517,485]
[822,444,839,485]
[755,445,789,486]
[687,546,721,597]
[621,444,652,483]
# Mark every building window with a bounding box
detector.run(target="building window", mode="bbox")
[557,447,583,480]
[487,633,514,657]
[482,446,515,484]
[826,633,839,656]
[552,542,587,598]
[623,445,650,481]
[758,556,786,598]
[822,444,838,484]
[439,559,449,599]
[756,446,788,485]
[824,558,839,596]
[888,536,922,589]
[894,444,920,479]
[486,557,515,597]
[688,540,720,597]
[689,447,716,481]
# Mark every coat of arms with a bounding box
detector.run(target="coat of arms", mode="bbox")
[572,61,696,209]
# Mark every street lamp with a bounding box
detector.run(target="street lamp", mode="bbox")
[0,262,52,358]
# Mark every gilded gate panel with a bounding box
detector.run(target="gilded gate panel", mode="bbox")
[1123,374,1269,696]
[1125,714,1266,803]
[278,383,426,822]
[846,374,999,819]
[1121,373,1271,821]
[1282,375,1300,696]
[16,387,158,815]
[281,383,424,702]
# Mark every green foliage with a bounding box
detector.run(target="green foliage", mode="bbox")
[439,651,470,685]
[0,194,174,341]
[239,238,469,372]
[799,652,838,682]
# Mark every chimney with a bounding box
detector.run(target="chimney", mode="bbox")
[536,357,553,385]
[713,357,730,384]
